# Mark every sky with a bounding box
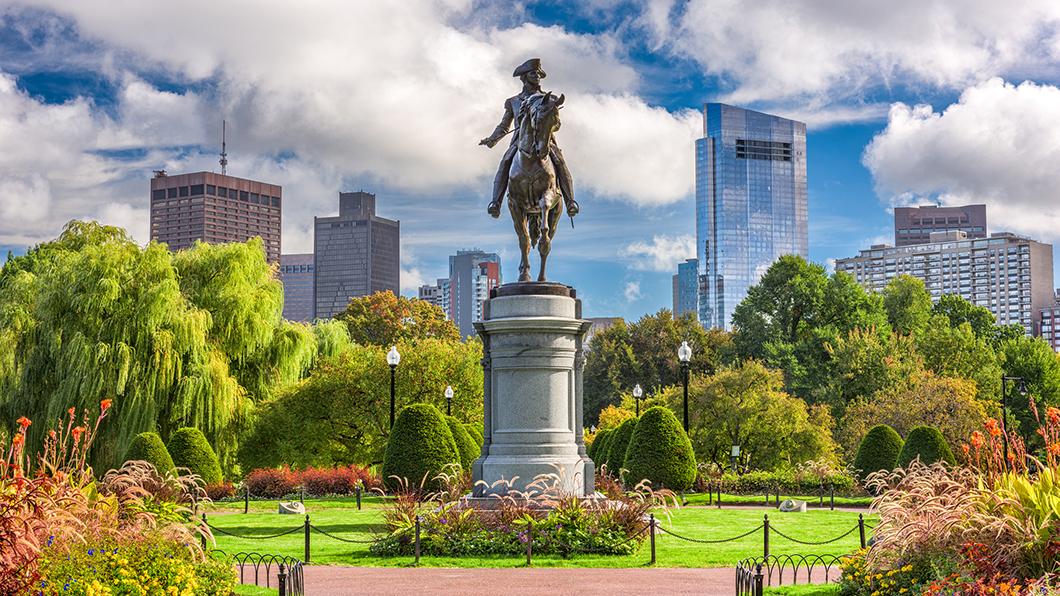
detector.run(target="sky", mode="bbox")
[2,0,1060,320]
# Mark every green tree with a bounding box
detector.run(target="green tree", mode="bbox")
[603,417,637,478]
[337,291,459,346]
[168,427,223,485]
[999,335,1060,449]
[897,426,956,467]
[239,338,483,470]
[932,294,996,338]
[124,431,175,475]
[446,415,478,472]
[881,275,932,335]
[852,424,903,480]
[916,316,1001,403]
[381,404,459,492]
[623,406,696,491]
[659,360,836,471]
[821,328,923,407]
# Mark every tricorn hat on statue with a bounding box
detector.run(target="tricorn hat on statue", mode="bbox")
[513,58,546,78]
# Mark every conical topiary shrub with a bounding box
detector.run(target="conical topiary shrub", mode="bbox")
[382,404,460,492]
[167,427,223,485]
[125,431,175,475]
[853,424,904,481]
[464,423,484,449]
[604,417,638,478]
[446,415,479,472]
[898,425,955,468]
[623,406,696,491]
[590,428,613,466]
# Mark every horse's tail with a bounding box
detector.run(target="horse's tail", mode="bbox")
[529,213,540,248]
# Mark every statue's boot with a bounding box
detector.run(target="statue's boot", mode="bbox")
[552,154,578,217]
[489,149,516,218]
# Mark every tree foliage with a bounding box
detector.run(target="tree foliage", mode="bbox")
[897,426,956,467]
[853,424,903,480]
[882,275,933,336]
[381,404,459,492]
[916,316,1001,403]
[124,431,175,475]
[999,335,1060,448]
[623,406,696,491]
[337,291,459,346]
[603,417,637,478]
[446,415,478,472]
[168,427,223,485]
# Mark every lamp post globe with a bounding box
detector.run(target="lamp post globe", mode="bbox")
[445,385,454,416]
[387,346,401,429]
[632,383,643,416]
[677,341,692,433]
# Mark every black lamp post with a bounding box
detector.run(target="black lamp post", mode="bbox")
[387,346,401,429]
[633,384,643,417]
[1001,375,1028,467]
[445,385,454,416]
[678,341,692,433]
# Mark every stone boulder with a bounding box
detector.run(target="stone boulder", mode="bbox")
[278,501,305,515]
[778,499,807,513]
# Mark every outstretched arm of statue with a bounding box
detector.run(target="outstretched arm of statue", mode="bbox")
[479,103,515,148]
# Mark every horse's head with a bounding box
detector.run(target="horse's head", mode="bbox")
[518,91,564,159]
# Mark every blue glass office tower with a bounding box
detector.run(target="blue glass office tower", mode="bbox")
[696,104,807,329]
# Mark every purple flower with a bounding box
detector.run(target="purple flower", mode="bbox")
[47,535,54,547]
[517,531,529,544]
[87,549,94,556]
[63,584,70,591]
[113,548,118,554]
[439,518,448,525]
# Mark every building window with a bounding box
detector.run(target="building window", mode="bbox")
[178,186,189,197]
[240,191,249,201]
[167,188,178,199]
[152,189,165,200]
[189,184,204,195]
[207,185,216,195]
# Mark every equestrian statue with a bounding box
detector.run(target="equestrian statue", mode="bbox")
[480,58,578,282]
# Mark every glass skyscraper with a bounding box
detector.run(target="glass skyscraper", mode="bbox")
[696,104,807,329]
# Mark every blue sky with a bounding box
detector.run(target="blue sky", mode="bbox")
[2,1,1060,320]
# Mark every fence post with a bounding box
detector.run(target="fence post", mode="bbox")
[830,485,835,511]
[763,514,770,559]
[649,514,656,565]
[819,485,824,508]
[244,485,250,514]
[414,516,421,565]
[356,484,362,510]
[707,482,713,505]
[278,563,287,596]
[304,514,311,563]
[525,523,533,566]
[775,490,780,507]
[200,513,207,551]
[717,486,722,509]
[858,514,866,549]
[301,484,305,504]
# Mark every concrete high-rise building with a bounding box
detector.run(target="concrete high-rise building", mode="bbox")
[448,250,501,338]
[313,191,400,319]
[418,284,442,307]
[894,204,987,246]
[1039,290,1060,352]
[279,253,314,322]
[672,258,699,318]
[696,104,808,329]
[150,171,281,262]
[836,231,1054,334]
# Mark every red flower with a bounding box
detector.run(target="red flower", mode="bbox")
[970,431,985,449]
[1047,407,1060,426]
[984,419,1002,438]
[11,433,24,447]
[961,443,971,456]
[1048,443,1060,457]
[67,407,75,417]
[100,398,113,413]
[16,416,31,430]
[71,426,85,443]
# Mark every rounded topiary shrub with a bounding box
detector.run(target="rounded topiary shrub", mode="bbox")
[464,423,484,449]
[590,428,613,465]
[125,431,175,475]
[167,427,223,485]
[623,407,696,491]
[898,425,955,468]
[853,424,904,481]
[382,404,459,492]
[604,417,638,478]
[446,416,479,472]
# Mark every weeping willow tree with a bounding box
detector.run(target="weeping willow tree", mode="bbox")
[0,221,332,473]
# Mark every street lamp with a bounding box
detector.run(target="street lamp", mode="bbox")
[678,340,692,433]
[1001,375,1028,467]
[730,445,741,474]
[633,384,643,416]
[387,346,401,429]
[444,385,454,416]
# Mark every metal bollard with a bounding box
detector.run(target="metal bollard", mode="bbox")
[414,516,421,565]
[649,514,656,565]
[200,513,208,551]
[754,563,764,596]
[304,514,311,563]
[301,484,305,504]
[356,484,362,510]
[525,524,533,566]
[763,514,770,559]
[244,485,250,514]
[717,487,722,509]
[858,514,866,549]
[830,485,835,511]
[278,563,287,596]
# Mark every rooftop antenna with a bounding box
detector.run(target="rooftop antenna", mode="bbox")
[219,120,229,175]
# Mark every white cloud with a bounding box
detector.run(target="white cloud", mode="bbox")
[619,234,695,272]
[624,280,642,302]
[400,267,428,293]
[657,0,1060,113]
[863,78,1060,242]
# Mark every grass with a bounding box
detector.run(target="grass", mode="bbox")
[207,498,874,568]
[682,492,872,508]
[764,584,839,595]
[232,585,277,596]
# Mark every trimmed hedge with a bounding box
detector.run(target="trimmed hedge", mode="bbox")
[167,427,222,485]
[604,418,638,478]
[382,404,460,492]
[589,428,613,466]
[898,425,956,468]
[623,407,696,491]
[853,424,904,480]
[446,416,479,472]
[124,431,175,475]
[464,423,484,449]
[706,470,859,496]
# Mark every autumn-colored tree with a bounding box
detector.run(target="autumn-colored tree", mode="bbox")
[337,290,459,346]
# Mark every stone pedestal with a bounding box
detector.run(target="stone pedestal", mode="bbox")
[471,282,595,497]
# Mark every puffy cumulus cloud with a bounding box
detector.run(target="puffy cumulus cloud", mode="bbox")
[624,280,642,302]
[619,233,694,272]
[400,267,428,293]
[864,78,1060,241]
[657,0,1060,106]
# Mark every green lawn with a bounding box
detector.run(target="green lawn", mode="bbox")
[764,584,839,595]
[682,492,872,508]
[207,499,874,568]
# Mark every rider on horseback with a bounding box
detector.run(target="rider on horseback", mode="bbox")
[479,58,579,220]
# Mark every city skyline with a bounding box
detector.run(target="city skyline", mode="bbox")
[3,2,1060,321]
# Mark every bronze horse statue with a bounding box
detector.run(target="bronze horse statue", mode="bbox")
[507,91,565,282]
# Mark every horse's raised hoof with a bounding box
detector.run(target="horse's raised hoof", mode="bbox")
[519,272,531,282]
[487,201,501,218]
